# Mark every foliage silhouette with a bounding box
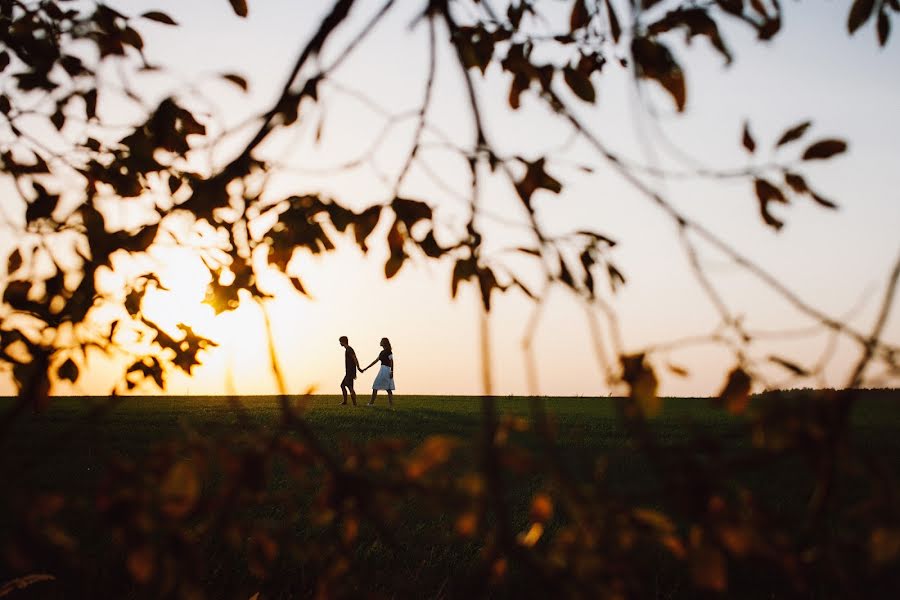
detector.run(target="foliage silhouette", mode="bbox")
[1,0,900,598]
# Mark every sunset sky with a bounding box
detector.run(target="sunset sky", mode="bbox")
[1,0,898,398]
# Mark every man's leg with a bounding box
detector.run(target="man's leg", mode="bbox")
[340,383,348,405]
[349,382,357,406]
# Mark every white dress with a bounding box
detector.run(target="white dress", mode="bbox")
[372,353,395,391]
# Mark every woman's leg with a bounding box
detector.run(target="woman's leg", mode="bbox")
[368,390,377,405]
[387,390,393,407]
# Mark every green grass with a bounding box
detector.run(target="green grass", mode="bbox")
[2,391,900,598]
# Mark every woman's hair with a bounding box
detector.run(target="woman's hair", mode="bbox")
[380,337,392,352]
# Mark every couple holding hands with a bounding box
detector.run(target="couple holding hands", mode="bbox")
[339,336,395,407]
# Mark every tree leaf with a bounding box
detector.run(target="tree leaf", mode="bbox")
[621,354,661,417]
[160,460,200,518]
[717,367,751,414]
[667,363,690,377]
[754,178,787,230]
[768,355,808,376]
[451,258,476,298]
[141,11,178,26]
[530,493,554,523]
[570,0,590,30]
[810,192,838,209]
[222,73,248,91]
[608,263,626,292]
[783,172,808,194]
[228,0,249,18]
[7,248,22,274]
[741,121,755,153]
[691,543,727,591]
[631,38,686,112]
[802,139,847,160]
[563,67,596,103]
[289,276,309,296]
[83,89,97,120]
[848,0,876,34]
[57,358,79,382]
[775,120,811,147]
[878,9,891,45]
[605,0,621,43]
[754,178,786,204]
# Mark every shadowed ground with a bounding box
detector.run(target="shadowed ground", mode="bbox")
[2,392,899,598]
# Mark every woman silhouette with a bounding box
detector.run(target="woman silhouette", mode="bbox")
[363,337,395,407]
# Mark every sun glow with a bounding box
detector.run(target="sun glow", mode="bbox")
[139,249,272,392]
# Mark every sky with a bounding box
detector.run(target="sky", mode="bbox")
[1,0,899,398]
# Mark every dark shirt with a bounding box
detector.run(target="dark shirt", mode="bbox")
[345,346,358,375]
[378,349,392,365]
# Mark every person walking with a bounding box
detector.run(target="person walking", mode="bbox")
[362,337,395,407]
[338,336,361,406]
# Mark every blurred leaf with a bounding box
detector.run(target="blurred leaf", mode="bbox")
[810,192,838,209]
[563,67,596,103]
[160,459,200,519]
[477,266,499,310]
[508,73,529,110]
[516,158,562,204]
[784,172,808,194]
[871,528,900,564]
[716,0,744,16]
[741,121,755,153]
[0,575,56,597]
[25,184,59,223]
[406,435,459,479]
[802,139,847,160]
[6,248,22,274]
[622,354,661,417]
[126,546,155,584]
[570,0,590,30]
[141,11,178,26]
[228,0,249,18]
[717,367,751,414]
[878,9,891,45]
[848,0,876,34]
[83,90,98,120]
[690,544,727,591]
[632,37,686,112]
[530,493,554,523]
[667,363,689,377]
[647,8,732,64]
[50,109,65,131]
[517,523,544,547]
[608,262,626,292]
[384,220,406,279]
[768,355,808,376]
[57,358,79,383]
[754,177,787,230]
[455,512,478,538]
[775,120,812,147]
[451,258,477,298]
[353,205,382,252]
[633,508,676,532]
[289,276,309,296]
[222,73,248,91]
[392,197,432,229]
[605,0,621,43]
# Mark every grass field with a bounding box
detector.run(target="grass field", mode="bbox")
[2,391,900,598]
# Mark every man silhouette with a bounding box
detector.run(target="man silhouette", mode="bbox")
[338,336,361,406]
